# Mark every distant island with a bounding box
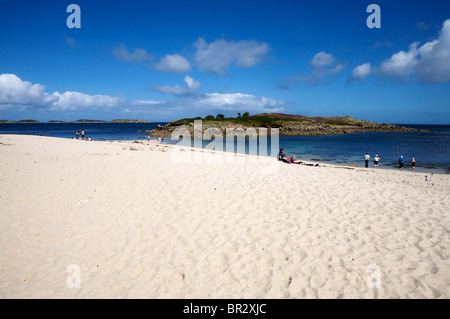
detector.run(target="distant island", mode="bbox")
[0,119,151,124]
[148,113,426,137]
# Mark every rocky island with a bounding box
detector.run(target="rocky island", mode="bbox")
[147,113,425,137]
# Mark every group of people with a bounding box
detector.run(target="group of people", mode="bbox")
[364,153,416,171]
[278,148,319,167]
[398,155,416,171]
[74,130,92,141]
[157,136,168,144]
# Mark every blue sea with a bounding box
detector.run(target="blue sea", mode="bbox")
[1,122,449,174]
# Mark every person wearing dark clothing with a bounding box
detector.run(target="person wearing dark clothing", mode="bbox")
[278,148,285,161]
[398,156,405,170]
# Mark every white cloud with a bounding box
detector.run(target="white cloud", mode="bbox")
[112,44,154,63]
[415,19,450,83]
[280,52,345,88]
[113,45,190,73]
[311,52,334,67]
[156,75,201,96]
[380,42,419,80]
[131,100,166,106]
[49,91,125,111]
[349,63,372,82]
[0,73,166,113]
[153,76,283,113]
[379,19,450,83]
[192,93,284,113]
[0,74,57,109]
[193,38,270,75]
[0,73,285,119]
[152,54,191,73]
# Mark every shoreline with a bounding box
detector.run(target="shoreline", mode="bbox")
[141,137,449,176]
[1,132,447,175]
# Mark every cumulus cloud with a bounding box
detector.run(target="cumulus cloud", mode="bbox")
[349,63,372,82]
[415,20,450,83]
[0,73,284,119]
[192,93,284,113]
[112,44,154,63]
[152,75,284,114]
[113,45,190,73]
[280,52,345,88]
[49,91,125,111]
[311,52,334,67]
[379,19,450,83]
[152,54,191,73]
[0,74,57,109]
[380,42,419,81]
[156,75,200,96]
[193,38,270,75]
[153,75,283,113]
[0,73,163,113]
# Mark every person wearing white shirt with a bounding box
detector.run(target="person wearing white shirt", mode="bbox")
[364,153,370,168]
[374,155,380,168]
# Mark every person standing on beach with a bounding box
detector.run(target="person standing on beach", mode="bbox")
[81,129,85,140]
[399,156,405,170]
[374,155,380,168]
[364,153,370,168]
[412,158,416,172]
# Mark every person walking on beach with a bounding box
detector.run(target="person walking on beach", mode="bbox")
[399,156,405,170]
[411,157,416,172]
[364,153,370,168]
[374,155,380,168]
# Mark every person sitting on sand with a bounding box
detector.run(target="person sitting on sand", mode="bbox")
[289,154,303,164]
[278,148,285,161]
[280,154,290,163]
[281,154,319,166]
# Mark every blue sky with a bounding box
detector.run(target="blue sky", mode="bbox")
[0,0,449,123]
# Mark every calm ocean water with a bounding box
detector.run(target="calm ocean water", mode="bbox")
[1,123,449,174]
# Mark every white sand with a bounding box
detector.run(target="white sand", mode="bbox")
[0,134,449,298]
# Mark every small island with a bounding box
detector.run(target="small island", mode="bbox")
[147,113,425,137]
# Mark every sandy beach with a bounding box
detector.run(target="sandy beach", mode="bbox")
[0,134,449,298]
